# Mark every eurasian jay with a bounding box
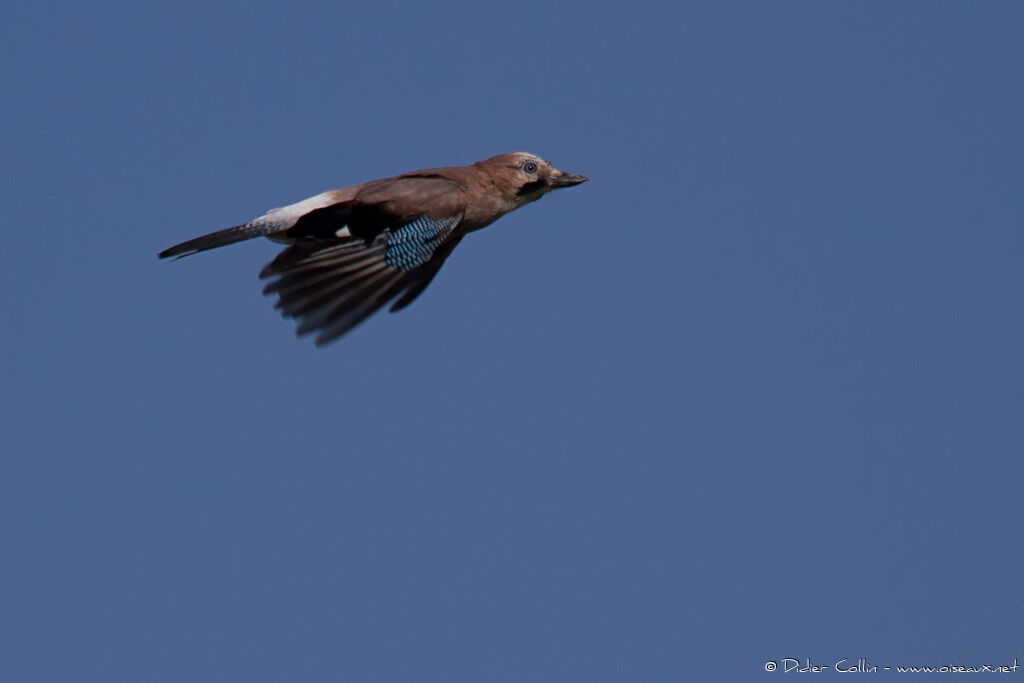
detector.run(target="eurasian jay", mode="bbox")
[159,152,587,345]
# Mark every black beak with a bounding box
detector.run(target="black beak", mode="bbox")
[548,171,589,188]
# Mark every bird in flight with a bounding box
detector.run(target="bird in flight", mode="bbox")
[159,152,587,345]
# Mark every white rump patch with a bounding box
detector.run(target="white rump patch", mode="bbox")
[255,191,338,230]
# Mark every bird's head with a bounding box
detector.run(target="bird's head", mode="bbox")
[479,152,588,208]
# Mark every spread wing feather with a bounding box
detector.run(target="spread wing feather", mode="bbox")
[260,216,462,344]
[160,175,469,343]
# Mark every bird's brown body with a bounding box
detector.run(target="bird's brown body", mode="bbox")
[160,152,587,345]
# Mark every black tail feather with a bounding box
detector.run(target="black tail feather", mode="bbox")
[158,222,275,259]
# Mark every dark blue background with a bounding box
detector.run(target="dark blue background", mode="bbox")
[3,2,1022,680]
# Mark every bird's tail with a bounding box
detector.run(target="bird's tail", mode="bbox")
[158,222,277,259]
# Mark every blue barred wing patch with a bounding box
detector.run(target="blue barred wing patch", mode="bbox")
[384,216,459,271]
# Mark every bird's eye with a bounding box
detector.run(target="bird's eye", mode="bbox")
[523,161,538,174]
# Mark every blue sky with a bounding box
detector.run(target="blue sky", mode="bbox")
[3,1,1022,680]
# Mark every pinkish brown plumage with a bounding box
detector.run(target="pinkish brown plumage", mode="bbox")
[159,152,587,344]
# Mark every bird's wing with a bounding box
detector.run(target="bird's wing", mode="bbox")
[261,180,466,344]
[388,236,462,313]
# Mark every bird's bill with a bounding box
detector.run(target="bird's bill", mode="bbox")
[548,171,589,188]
